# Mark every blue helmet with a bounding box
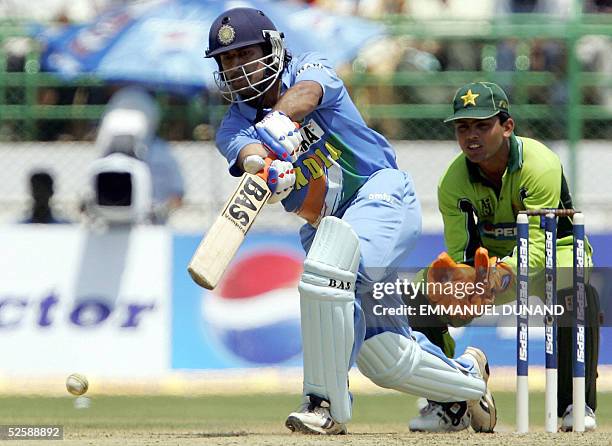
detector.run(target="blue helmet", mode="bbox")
[205,8,286,103]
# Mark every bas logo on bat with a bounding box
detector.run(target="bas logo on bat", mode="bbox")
[222,176,269,232]
[188,170,271,290]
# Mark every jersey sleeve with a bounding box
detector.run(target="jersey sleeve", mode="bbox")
[438,175,477,264]
[215,106,260,177]
[291,52,344,108]
[504,161,563,273]
[493,163,563,304]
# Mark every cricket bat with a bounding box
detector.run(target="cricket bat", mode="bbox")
[188,158,273,289]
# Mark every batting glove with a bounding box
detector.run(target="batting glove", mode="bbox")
[267,159,296,204]
[242,155,295,204]
[255,111,302,162]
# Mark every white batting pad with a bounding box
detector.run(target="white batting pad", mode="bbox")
[300,216,360,424]
[357,332,485,402]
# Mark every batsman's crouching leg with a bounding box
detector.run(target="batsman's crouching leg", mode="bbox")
[356,330,485,402]
[405,289,455,358]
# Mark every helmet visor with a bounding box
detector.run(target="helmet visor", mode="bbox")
[214,52,281,103]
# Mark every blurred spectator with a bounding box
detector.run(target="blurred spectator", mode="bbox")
[581,0,612,109]
[21,170,70,224]
[315,0,360,15]
[407,0,491,71]
[583,0,612,126]
[37,85,79,141]
[496,0,572,16]
[577,33,612,115]
[585,0,612,12]
[35,11,103,141]
[358,0,406,18]
[349,35,444,137]
[94,86,185,224]
[408,0,494,20]
[494,0,569,131]
[347,36,406,137]
[315,0,407,16]
[0,0,127,23]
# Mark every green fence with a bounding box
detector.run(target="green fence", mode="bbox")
[1,7,612,198]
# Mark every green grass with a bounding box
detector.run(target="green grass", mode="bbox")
[0,392,609,432]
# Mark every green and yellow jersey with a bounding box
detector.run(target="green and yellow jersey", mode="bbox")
[438,133,592,302]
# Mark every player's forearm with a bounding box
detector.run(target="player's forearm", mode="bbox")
[273,80,323,121]
[441,211,472,263]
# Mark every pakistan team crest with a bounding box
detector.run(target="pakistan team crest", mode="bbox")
[479,197,493,217]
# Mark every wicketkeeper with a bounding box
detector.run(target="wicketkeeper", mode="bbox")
[406,82,600,432]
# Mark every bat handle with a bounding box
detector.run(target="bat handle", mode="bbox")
[255,155,275,182]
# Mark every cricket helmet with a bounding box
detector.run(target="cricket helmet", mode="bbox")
[205,8,286,103]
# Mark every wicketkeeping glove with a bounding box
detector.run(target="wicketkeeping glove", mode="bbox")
[426,252,477,307]
[472,247,514,306]
[426,247,514,317]
[255,111,302,162]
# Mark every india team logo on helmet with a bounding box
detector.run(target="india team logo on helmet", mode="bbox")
[217,25,235,46]
[201,251,303,364]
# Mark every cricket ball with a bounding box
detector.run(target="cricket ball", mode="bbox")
[66,373,89,396]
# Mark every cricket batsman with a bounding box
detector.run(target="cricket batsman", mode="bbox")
[205,8,497,434]
[407,82,600,432]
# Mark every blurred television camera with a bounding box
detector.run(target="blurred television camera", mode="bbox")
[82,87,184,226]
[84,151,153,226]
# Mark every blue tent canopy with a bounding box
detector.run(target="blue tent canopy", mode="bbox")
[37,0,385,95]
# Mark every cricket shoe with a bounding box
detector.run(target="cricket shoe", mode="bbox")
[560,404,597,432]
[460,346,497,433]
[285,395,347,435]
[408,400,470,432]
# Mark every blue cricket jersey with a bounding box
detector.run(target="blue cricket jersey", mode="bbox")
[215,52,398,225]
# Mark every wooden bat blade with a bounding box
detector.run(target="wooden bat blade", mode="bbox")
[188,173,271,289]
